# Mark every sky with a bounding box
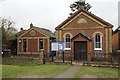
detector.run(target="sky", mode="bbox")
[0,0,119,32]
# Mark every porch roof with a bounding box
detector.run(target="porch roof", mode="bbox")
[71,32,92,41]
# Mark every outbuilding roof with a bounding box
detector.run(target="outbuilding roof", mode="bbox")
[17,24,55,38]
[113,26,120,34]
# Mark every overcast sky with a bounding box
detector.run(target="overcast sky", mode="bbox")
[0,0,119,32]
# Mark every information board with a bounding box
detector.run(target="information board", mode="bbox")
[51,42,64,51]
[51,42,59,51]
[58,43,64,51]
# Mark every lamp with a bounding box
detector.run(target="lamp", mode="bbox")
[19,40,22,43]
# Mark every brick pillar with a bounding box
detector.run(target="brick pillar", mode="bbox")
[105,28,109,58]
[88,53,91,62]
[39,51,45,64]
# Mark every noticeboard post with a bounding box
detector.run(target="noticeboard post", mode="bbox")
[51,42,64,62]
[58,42,64,63]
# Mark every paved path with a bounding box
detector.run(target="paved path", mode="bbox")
[54,66,80,78]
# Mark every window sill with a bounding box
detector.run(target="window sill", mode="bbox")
[39,49,44,51]
[94,48,102,51]
[64,48,71,50]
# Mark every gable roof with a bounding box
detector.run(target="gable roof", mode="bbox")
[16,30,27,37]
[34,27,54,37]
[113,26,120,34]
[71,32,92,41]
[17,25,55,38]
[55,9,113,30]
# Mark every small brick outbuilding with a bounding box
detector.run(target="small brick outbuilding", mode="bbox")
[113,26,120,52]
[17,23,55,56]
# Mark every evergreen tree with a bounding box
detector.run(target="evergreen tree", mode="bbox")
[70,0,92,13]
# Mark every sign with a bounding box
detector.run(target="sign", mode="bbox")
[59,44,63,50]
[58,43,64,51]
[98,54,104,58]
[51,42,64,51]
[51,42,59,51]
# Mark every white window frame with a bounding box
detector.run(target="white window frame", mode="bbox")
[94,34,102,50]
[64,34,71,50]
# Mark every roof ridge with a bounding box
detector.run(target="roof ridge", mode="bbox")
[33,26,55,37]
[33,26,51,32]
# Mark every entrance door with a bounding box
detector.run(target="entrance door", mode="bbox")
[74,41,87,61]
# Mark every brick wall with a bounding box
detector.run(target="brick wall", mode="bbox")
[18,28,50,55]
[113,32,119,52]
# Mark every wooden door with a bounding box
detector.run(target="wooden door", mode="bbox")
[74,41,87,61]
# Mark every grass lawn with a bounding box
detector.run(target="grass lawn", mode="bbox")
[2,56,71,78]
[0,65,2,78]
[2,56,119,78]
[74,66,118,78]
[2,64,70,78]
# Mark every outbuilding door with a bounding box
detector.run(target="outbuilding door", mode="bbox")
[74,41,87,61]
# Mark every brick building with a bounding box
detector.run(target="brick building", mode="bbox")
[113,26,120,52]
[55,9,113,61]
[17,23,55,56]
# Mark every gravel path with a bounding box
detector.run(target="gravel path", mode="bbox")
[54,66,80,78]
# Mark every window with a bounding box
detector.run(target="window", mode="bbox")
[23,39,27,52]
[64,34,71,49]
[39,39,43,50]
[94,33,102,50]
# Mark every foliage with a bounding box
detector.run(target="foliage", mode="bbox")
[0,17,17,52]
[70,0,92,15]
[91,57,107,62]
[2,56,40,66]
[0,17,17,40]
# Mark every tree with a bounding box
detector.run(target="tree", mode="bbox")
[0,17,17,54]
[70,0,92,13]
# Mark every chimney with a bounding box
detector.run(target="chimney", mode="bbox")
[20,27,23,31]
[30,23,33,28]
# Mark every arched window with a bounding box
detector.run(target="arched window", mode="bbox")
[94,33,102,50]
[64,34,71,49]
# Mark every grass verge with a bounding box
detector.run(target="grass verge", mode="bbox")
[2,56,71,78]
[74,66,118,78]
